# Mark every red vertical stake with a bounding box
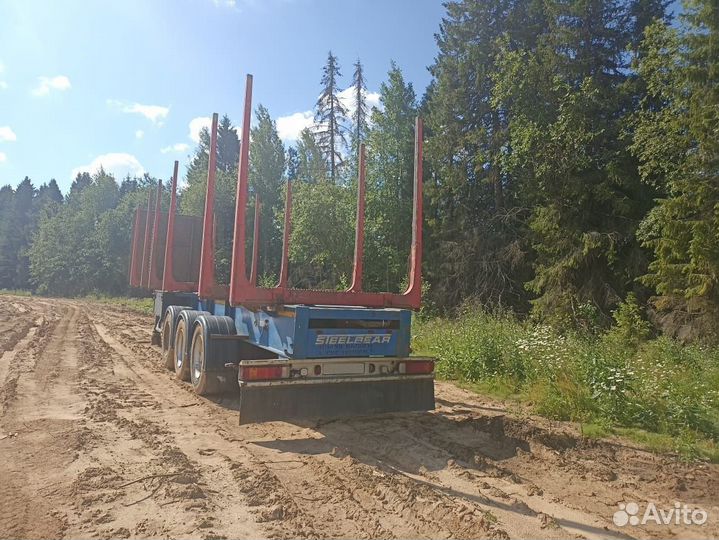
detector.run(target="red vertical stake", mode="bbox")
[129,207,142,286]
[250,194,261,286]
[140,190,154,289]
[349,144,367,292]
[162,161,179,291]
[198,113,220,299]
[148,179,163,288]
[229,74,253,305]
[277,181,292,289]
[404,117,423,306]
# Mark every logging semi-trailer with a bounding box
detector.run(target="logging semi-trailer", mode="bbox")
[128,74,435,424]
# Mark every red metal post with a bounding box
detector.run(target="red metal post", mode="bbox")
[162,161,179,291]
[277,182,292,289]
[227,75,424,309]
[402,116,424,305]
[250,194,261,286]
[129,206,143,287]
[349,144,366,292]
[140,190,154,289]
[148,179,163,289]
[229,75,253,302]
[198,113,224,300]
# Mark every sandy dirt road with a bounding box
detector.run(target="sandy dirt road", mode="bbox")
[0,295,717,540]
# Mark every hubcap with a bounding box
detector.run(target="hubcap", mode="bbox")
[176,326,185,369]
[192,333,203,384]
[162,320,171,352]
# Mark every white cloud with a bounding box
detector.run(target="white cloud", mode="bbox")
[275,88,381,143]
[276,110,314,142]
[0,126,17,142]
[189,116,211,143]
[0,81,7,90]
[338,87,381,116]
[161,143,190,154]
[0,152,6,163]
[32,75,71,96]
[135,129,144,139]
[212,0,237,6]
[0,61,4,74]
[108,99,170,125]
[71,153,145,179]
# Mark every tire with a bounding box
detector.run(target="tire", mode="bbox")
[161,306,184,371]
[174,310,208,381]
[190,315,237,396]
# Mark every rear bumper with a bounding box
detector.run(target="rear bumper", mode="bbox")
[238,375,435,424]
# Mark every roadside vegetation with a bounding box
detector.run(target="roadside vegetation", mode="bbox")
[0,290,154,316]
[80,294,155,316]
[414,301,719,462]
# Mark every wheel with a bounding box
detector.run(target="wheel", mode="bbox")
[190,324,211,395]
[161,306,184,371]
[174,310,208,382]
[161,315,175,370]
[174,318,191,381]
[190,315,238,396]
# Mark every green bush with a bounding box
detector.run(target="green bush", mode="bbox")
[413,305,719,457]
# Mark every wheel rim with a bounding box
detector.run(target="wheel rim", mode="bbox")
[175,325,185,369]
[192,332,203,384]
[162,319,171,352]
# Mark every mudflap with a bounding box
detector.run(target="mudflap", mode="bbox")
[237,377,435,425]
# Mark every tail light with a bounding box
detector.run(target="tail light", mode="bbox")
[240,365,288,381]
[399,360,434,375]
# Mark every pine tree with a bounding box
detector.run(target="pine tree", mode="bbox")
[315,51,348,183]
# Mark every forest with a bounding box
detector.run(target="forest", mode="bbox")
[1,0,717,455]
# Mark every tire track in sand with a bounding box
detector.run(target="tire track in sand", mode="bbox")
[89,310,507,540]
[0,301,82,540]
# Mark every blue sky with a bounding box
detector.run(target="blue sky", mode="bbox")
[0,0,446,193]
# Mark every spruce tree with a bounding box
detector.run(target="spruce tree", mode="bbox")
[632,0,719,338]
[249,105,286,277]
[425,0,548,311]
[0,185,15,288]
[350,58,369,163]
[217,114,239,173]
[295,128,328,183]
[365,63,417,292]
[315,51,348,184]
[491,0,666,324]
[12,177,36,288]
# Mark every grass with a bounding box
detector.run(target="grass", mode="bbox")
[413,306,719,462]
[0,289,155,316]
[0,289,32,297]
[81,294,155,316]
